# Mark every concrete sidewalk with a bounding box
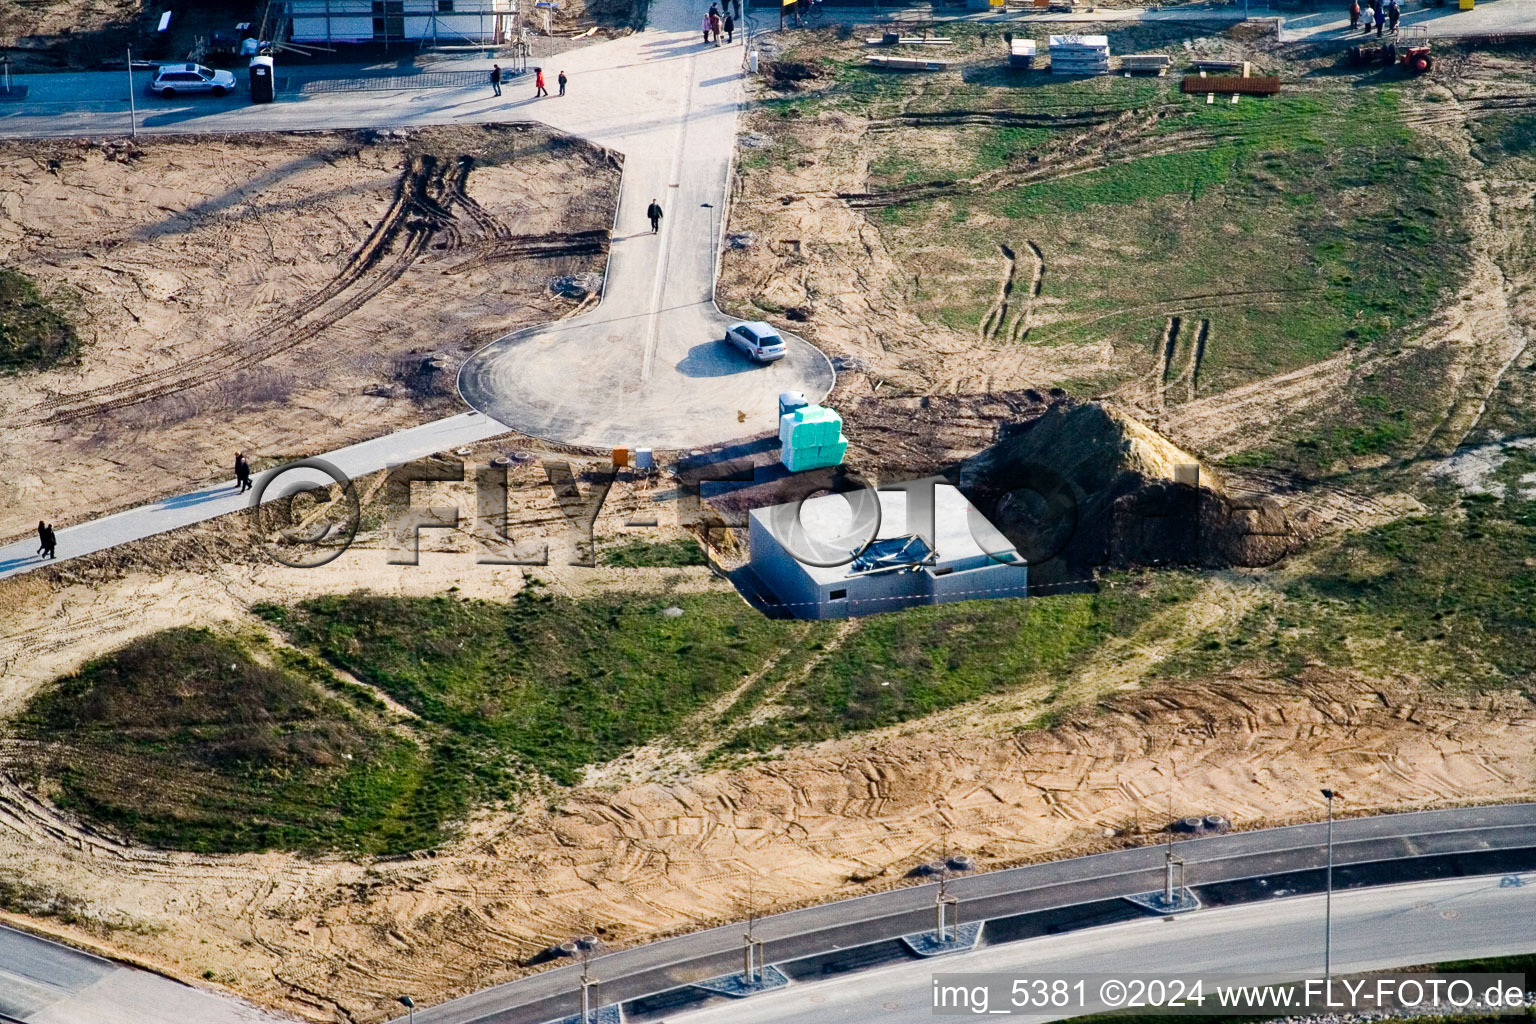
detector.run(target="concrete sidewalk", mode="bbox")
[0,412,508,582]
[1278,0,1536,41]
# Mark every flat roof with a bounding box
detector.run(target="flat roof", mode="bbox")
[750,480,1021,586]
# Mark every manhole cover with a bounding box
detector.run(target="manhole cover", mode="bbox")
[1442,909,1460,919]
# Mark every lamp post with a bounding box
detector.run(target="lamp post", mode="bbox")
[397,995,415,1024]
[1321,788,1337,987]
[126,46,137,138]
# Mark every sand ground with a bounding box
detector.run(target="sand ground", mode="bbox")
[0,125,619,543]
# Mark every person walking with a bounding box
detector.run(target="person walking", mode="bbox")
[1348,0,1360,30]
[40,523,56,560]
[646,199,663,233]
[235,452,252,494]
[701,11,713,42]
[490,63,502,97]
[557,69,567,96]
[724,11,735,42]
[36,520,47,557]
[534,67,549,97]
[709,9,722,44]
[1374,4,1385,36]
[1387,0,1400,33]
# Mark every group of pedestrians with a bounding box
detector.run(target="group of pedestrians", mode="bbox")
[235,452,253,494]
[35,521,56,560]
[702,1,737,44]
[490,63,566,99]
[1348,0,1400,37]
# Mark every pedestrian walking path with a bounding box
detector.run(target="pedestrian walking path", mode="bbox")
[0,412,508,582]
[1278,0,1536,40]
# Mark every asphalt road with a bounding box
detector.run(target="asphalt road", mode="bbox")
[670,873,1536,1024]
[0,924,280,1024]
[402,803,1536,1024]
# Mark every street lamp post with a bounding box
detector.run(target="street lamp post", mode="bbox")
[397,995,415,1024]
[1321,788,1337,987]
[126,46,137,138]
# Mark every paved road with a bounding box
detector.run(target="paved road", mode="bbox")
[0,924,281,1024]
[399,803,1536,1024]
[670,874,1536,1024]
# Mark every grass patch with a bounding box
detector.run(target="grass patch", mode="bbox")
[270,590,793,786]
[599,535,708,567]
[13,627,441,854]
[1155,486,1536,690]
[726,575,1197,749]
[0,268,79,373]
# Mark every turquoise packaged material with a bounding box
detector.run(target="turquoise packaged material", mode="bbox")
[779,404,848,472]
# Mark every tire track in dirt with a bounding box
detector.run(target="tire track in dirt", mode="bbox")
[1006,241,1045,344]
[39,154,469,424]
[1409,90,1531,459]
[978,243,1017,344]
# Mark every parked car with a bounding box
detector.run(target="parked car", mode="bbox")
[723,321,787,364]
[149,63,237,98]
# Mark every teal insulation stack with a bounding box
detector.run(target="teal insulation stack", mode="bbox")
[779,405,848,472]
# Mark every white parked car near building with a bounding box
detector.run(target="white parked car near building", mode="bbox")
[148,64,237,98]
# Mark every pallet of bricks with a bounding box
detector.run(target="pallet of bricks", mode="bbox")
[1049,34,1109,75]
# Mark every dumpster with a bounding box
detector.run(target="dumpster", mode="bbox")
[249,55,274,103]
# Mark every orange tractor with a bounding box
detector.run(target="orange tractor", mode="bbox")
[1346,42,1433,73]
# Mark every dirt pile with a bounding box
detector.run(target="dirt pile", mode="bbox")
[959,401,1295,584]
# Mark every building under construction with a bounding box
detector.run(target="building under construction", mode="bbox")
[273,0,519,46]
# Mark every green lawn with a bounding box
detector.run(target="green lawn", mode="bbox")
[0,268,78,373]
[1153,473,1536,690]
[599,535,709,567]
[13,628,440,854]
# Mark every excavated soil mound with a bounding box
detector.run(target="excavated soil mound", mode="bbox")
[959,401,1294,582]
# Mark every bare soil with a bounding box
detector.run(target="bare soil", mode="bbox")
[0,124,619,542]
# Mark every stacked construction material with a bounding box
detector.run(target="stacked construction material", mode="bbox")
[1049,34,1109,75]
[1119,53,1171,75]
[779,404,848,472]
[1009,37,1037,69]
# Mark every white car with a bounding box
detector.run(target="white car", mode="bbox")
[724,321,787,364]
[149,63,237,98]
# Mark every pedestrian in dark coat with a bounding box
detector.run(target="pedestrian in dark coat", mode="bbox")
[558,70,567,95]
[1374,5,1385,35]
[40,523,56,560]
[724,12,735,42]
[235,452,253,493]
[36,520,47,557]
[1387,0,1400,32]
[647,200,663,233]
[490,63,502,96]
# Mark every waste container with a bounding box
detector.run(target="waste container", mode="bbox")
[778,391,808,418]
[249,55,274,103]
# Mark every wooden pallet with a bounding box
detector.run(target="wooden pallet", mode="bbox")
[866,55,953,71]
[1180,74,1280,95]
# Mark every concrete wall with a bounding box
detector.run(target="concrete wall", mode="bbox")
[748,515,820,615]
